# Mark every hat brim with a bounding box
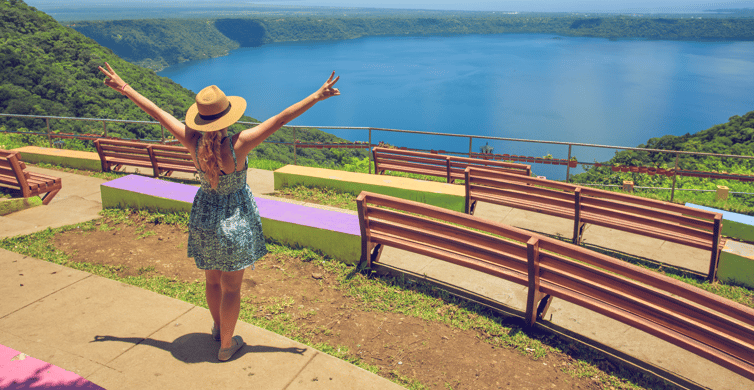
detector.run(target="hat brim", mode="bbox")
[185,96,247,132]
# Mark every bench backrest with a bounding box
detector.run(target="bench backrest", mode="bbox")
[449,155,531,178]
[373,147,531,183]
[94,139,152,170]
[356,191,754,380]
[576,186,720,251]
[147,144,197,170]
[464,167,578,217]
[0,150,30,194]
[372,147,451,181]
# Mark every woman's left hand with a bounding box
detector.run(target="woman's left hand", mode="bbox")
[313,71,340,101]
[98,62,127,93]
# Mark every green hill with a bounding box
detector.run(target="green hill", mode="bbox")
[570,111,754,213]
[69,15,754,70]
[0,0,366,166]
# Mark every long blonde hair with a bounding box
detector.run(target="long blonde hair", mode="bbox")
[197,131,223,189]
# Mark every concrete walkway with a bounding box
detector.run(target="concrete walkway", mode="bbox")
[1,165,752,389]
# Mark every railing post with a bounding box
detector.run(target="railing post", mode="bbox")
[293,128,297,166]
[670,154,679,202]
[103,120,107,138]
[46,118,51,148]
[468,136,473,157]
[566,144,573,182]
[161,124,165,143]
[368,128,372,174]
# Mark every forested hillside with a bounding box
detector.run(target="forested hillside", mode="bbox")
[71,15,754,70]
[0,0,366,166]
[570,111,754,211]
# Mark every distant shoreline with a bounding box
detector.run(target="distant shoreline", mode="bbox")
[68,13,754,71]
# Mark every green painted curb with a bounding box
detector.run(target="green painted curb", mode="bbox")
[101,185,192,213]
[274,171,466,212]
[0,196,43,216]
[19,151,101,171]
[722,220,754,244]
[718,251,754,289]
[261,218,360,265]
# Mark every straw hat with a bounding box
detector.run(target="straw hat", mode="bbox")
[185,85,246,132]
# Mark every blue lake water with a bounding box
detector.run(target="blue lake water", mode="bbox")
[158,34,754,175]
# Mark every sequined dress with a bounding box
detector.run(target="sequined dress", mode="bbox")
[187,136,267,271]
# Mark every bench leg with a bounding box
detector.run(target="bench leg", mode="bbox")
[572,222,586,245]
[536,294,553,320]
[41,188,61,205]
[367,243,384,268]
[468,200,478,215]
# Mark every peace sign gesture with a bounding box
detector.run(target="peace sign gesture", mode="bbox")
[98,62,128,94]
[313,71,341,101]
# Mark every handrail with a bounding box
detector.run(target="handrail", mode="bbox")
[2,112,753,201]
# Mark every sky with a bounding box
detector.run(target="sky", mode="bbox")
[23,0,754,13]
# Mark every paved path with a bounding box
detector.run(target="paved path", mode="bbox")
[1,165,752,389]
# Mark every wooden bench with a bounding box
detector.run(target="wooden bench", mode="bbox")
[95,139,198,178]
[0,149,62,205]
[464,167,724,281]
[372,147,530,183]
[147,144,197,177]
[94,139,154,174]
[356,191,754,381]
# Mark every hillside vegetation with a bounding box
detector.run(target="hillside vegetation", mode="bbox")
[570,111,754,213]
[70,15,754,70]
[0,0,367,166]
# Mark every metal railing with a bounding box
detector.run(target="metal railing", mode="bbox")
[2,113,753,202]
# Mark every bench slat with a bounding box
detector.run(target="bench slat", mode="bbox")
[368,208,529,264]
[580,186,718,221]
[581,204,713,243]
[540,281,754,381]
[581,196,713,231]
[470,178,575,203]
[100,145,152,156]
[369,231,529,286]
[540,253,754,344]
[581,213,712,251]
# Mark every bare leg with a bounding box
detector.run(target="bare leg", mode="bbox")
[205,270,222,332]
[219,269,245,349]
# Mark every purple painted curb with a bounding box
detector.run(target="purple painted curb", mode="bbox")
[103,175,360,236]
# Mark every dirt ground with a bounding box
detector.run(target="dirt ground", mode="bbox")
[51,216,625,390]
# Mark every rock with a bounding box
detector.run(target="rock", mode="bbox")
[312,273,323,279]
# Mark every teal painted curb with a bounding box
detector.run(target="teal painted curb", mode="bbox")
[19,151,101,171]
[101,185,192,213]
[261,218,360,265]
[274,171,466,212]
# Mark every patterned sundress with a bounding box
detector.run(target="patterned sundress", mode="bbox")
[187,136,267,271]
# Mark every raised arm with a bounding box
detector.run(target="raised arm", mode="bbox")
[98,62,198,148]
[233,71,340,158]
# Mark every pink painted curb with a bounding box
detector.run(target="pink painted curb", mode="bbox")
[0,344,103,389]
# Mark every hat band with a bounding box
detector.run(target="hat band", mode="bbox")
[199,103,232,121]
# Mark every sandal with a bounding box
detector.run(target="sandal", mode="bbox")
[211,324,221,342]
[218,335,244,361]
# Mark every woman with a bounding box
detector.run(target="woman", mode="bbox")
[98,62,340,361]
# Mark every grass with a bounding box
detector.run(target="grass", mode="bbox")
[0,207,685,390]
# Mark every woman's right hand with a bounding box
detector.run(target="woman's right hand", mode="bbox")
[313,71,340,102]
[98,62,127,93]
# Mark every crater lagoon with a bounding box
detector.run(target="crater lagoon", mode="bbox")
[158,34,754,172]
